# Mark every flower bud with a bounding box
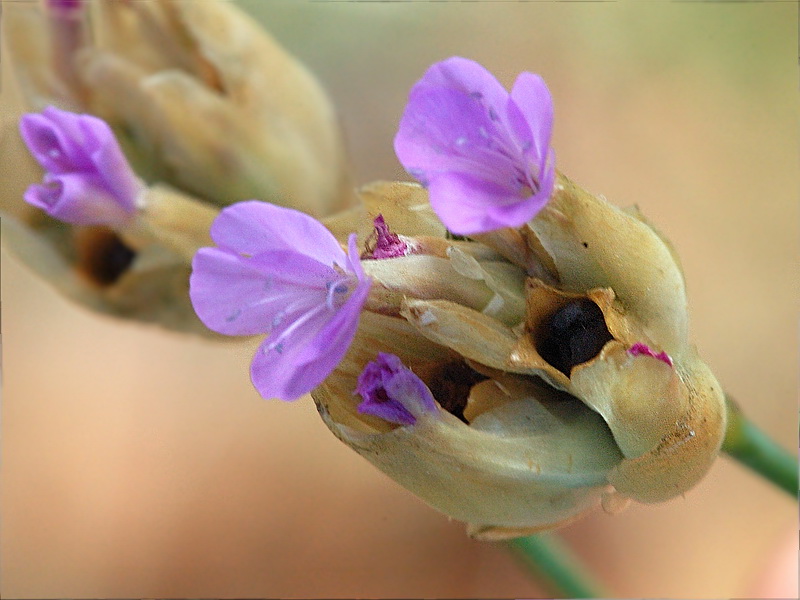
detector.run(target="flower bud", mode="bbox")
[312,178,727,539]
[5,0,353,215]
[4,104,222,334]
[3,0,353,333]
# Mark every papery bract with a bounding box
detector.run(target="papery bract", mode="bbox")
[394,57,555,235]
[19,106,142,226]
[189,201,371,401]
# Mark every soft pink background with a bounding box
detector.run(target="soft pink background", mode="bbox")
[2,1,797,598]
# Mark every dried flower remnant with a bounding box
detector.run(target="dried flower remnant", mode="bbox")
[356,353,438,426]
[361,215,412,260]
[189,201,371,401]
[395,57,556,235]
[627,342,673,367]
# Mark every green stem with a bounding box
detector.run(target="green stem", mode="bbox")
[508,534,606,598]
[722,396,798,498]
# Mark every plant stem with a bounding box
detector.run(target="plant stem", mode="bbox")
[508,533,606,598]
[722,396,798,498]
[508,398,796,598]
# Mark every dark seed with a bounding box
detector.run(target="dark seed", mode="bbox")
[77,228,136,286]
[427,361,488,423]
[535,298,613,376]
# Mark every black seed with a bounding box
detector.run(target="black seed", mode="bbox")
[427,361,488,423]
[535,298,613,376]
[78,229,136,286]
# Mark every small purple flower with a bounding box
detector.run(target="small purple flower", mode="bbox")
[19,106,142,227]
[394,57,556,235]
[356,353,438,426]
[189,201,371,401]
[361,214,410,259]
[628,343,673,367]
[46,0,83,15]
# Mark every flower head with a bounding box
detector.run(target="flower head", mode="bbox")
[394,57,556,235]
[312,178,727,539]
[19,106,142,226]
[356,353,438,425]
[189,201,371,401]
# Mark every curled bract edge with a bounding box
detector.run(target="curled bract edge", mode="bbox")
[313,176,727,540]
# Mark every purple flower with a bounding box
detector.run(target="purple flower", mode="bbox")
[628,343,673,367]
[356,353,438,426]
[189,201,371,401]
[46,0,83,15]
[19,106,142,226]
[394,57,556,235]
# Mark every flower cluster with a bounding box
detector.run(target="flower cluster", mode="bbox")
[17,52,727,539]
[186,57,726,539]
[188,57,561,406]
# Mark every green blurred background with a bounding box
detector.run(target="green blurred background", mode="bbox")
[1,1,797,597]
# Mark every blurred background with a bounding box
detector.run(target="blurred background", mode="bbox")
[1,0,797,597]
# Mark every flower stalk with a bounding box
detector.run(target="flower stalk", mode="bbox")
[722,397,798,498]
[507,397,797,600]
[509,533,606,599]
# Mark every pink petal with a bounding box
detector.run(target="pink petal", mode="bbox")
[85,121,142,210]
[249,277,370,401]
[421,57,510,124]
[209,201,346,267]
[510,72,554,162]
[19,110,90,174]
[427,172,526,235]
[190,248,336,336]
[488,149,556,226]
[395,86,518,188]
[24,173,131,226]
